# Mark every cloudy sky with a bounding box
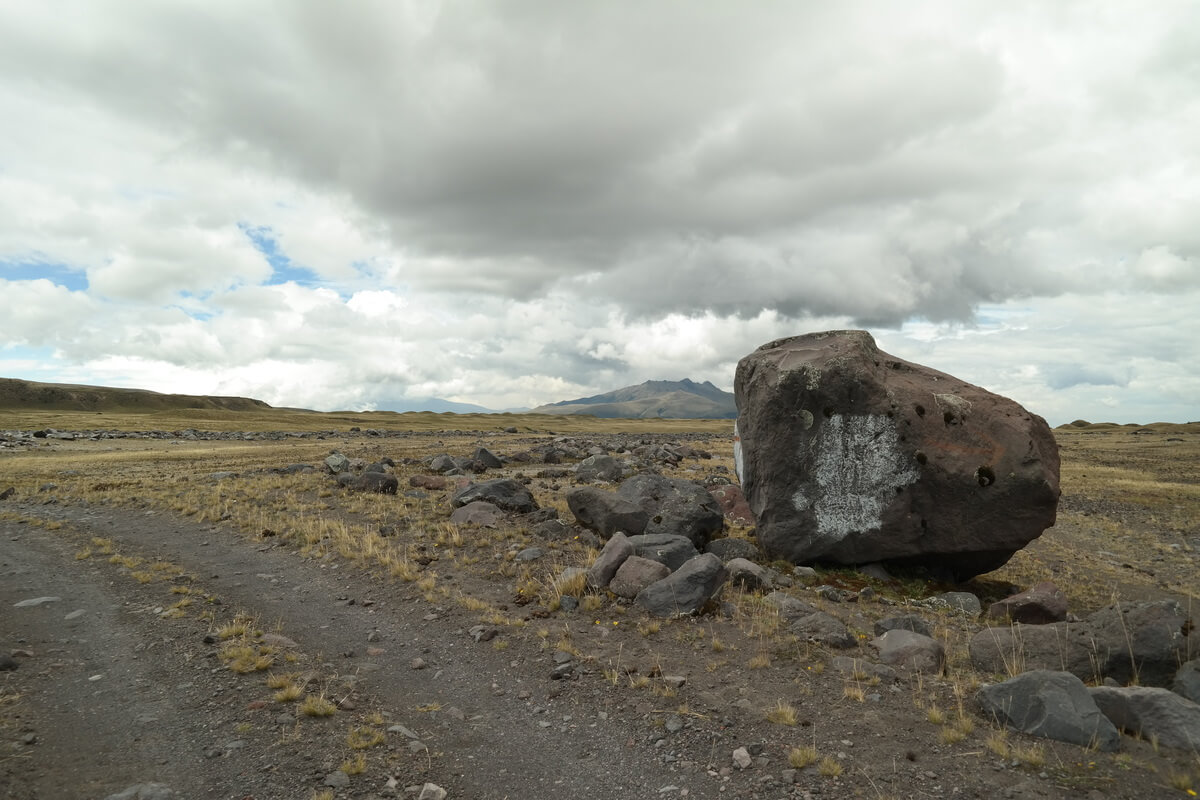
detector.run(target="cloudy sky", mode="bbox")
[2,2,1198,425]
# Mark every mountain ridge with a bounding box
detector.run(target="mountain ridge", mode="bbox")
[530,378,736,419]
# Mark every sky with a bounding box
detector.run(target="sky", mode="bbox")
[1,2,1198,426]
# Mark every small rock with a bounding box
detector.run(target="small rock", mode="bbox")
[13,596,62,608]
[102,784,176,800]
[732,746,752,769]
[514,546,545,562]
[0,654,18,671]
[411,657,427,670]
[324,770,351,788]
[418,782,448,800]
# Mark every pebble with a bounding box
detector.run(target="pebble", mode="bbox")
[411,657,427,670]
[324,770,351,788]
[418,783,447,800]
[102,784,176,800]
[387,723,420,739]
[13,596,62,608]
[64,609,86,620]
[514,547,544,562]
[732,747,752,770]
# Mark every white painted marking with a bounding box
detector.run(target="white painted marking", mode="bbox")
[798,414,919,541]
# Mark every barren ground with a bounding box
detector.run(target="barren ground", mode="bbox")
[2,422,1198,800]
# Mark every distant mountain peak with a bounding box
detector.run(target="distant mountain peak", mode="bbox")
[531,379,735,419]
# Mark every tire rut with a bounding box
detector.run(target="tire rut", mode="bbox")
[4,501,704,800]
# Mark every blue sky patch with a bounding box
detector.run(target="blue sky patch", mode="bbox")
[239,222,318,286]
[0,259,88,292]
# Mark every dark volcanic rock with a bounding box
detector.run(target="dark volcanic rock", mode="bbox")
[734,330,1060,580]
[586,532,634,589]
[616,473,724,547]
[566,487,649,538]
[970,600,1192,687]
[608,556,671,599]
[707,484,755,526]
[575,454,624,483]
[705,537,762,563]
[977,671,1121,751]
[634,553,728,617]
[449,501,503,528]
[349,472,399,494]
[627,533,700,571]
[451,479,538,513]
[986,581,1068,624]
[1089,685,1200,751]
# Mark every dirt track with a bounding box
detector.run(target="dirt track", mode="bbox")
[3,501,695,800]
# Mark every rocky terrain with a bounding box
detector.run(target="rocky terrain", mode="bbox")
[2,423,1198,800]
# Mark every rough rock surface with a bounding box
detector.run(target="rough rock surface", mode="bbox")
[977,670,1121,751]
[705,537,762,562]
[870,629,945,674]
[617,473,725,546]
[349,472,399,494]
[986,581,1068,624]
[1173,659,1200,704]
[608,556,671,599]
[634,553,728,617]
[874,615,934,638]
[789,610,856,649]
[627,533,700,571]
[586,532,634,589]
[1089,685,1200,751]
[452,479,538,513]
[565,487,649,538]
[449,501,503,528]
[707,484,755,526]
[724,557,773,591]
[969,600,1192,687]
[323,452,350,474]
[734,330,1060,580]
[575,454,624,483]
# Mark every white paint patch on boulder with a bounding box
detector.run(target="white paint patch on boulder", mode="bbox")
[795,413,919,542]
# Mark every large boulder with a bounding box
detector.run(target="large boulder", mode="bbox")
[969,600,1192,687]
[627,533,700,571]
[451,479,538,513]
[734,330,1060,580]
[608,556,671,599]
[1089,686,1200,751]
[634,553,728,618]
[566,487,649,538]
[977,671,1121,751]
[617,474,725,547]
[586,532,634,589]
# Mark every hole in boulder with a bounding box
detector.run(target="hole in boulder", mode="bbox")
[915,404,925,417]
[943,411,955,425]
[915,451,927,465]
[975,466,996,487]
[822,406,834,418]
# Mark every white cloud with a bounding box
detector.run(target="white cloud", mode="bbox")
[0,2,1197,424]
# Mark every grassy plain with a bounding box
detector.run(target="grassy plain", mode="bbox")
[2,408,1199,794]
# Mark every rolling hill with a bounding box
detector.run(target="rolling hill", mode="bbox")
[0,377,272,413]
[529,378,737,419]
